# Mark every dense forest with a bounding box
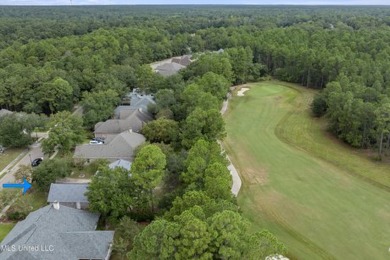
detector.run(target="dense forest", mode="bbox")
[1,5,390,258]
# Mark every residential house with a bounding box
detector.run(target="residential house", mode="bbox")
[152,55,192,77]
[155,62,186,77]
[109,159,132,171]
[171,55,192,67]
[47,183,89,210]
[74,131,146,162]
[0,203,114,260]
[128,89,156,112]
[94,108,152,138]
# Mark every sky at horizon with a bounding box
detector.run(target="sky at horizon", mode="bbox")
[1,0,389,6]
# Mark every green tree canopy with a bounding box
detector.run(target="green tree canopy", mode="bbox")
[141,118,179,144]
[86,167,134,220]
[164,190,238,221]
[37,77,73,114]
[32,158,72,191]
[0,112,46,148]
[195,72,231,101]
[41,111,85,154]
[131,144,167,213]
[181,108,226,149]
[81,89,120,129]
[130,219,179,260]
[181,139,227,188]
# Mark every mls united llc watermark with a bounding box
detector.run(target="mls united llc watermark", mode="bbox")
[0,245,54,252]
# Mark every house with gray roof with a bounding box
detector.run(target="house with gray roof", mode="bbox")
[119,89,156,114]
[155,62,186,77]
[152,55,192,77]
[172,55,192,67]
[94,108,152,138]
[127,89,156,112]
[74,131,145,162]
[47,183,89,210]
[0,203,114,260]
[109,159,132,171]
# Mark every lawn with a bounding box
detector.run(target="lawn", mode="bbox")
[7,190,48,215]
[0,148,25,173]
[223,81,390,260]
[0,223,15,242]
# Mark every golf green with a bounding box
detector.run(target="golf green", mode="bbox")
[223,81,390,260]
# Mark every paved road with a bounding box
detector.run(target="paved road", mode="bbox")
[0,141,44,187]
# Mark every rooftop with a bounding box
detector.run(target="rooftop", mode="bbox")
[109,159,132,171]
[74,131,146,161]
[47,183,89,203]
[0,205,114,260]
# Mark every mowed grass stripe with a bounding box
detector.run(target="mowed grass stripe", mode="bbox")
[273,81,390,191]
[223,82,390,260]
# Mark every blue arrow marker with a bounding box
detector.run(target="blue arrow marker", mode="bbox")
[3,178,32,194]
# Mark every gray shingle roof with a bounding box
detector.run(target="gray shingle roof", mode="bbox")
[109,159,132,171]
[60,231,114,259]
[94,119,133,134]
[115,107,138,119]
[155,62,185,77]
[0,205,114,260]
[47,184,89,203]
[172,55,192,66]
[74,131,145,161]
[127,93,156,112]
[7,251,37,260]
[95,108,152,134]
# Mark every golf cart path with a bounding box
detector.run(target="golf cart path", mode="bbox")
[220,91,242,196]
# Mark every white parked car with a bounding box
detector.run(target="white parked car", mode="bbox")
[89,140,104,145]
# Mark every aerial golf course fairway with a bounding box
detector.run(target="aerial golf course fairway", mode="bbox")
[223,81,390,260]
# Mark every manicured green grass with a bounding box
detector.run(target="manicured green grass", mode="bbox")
[0,223,15,242]
[273,81,390,190]
[0,148,25,173]
[223,81,390,260]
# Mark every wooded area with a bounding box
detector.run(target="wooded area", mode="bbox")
[1,5,390,258]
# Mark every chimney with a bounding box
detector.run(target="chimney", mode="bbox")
[53,200,60,210]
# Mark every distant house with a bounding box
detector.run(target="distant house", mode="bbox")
[120,88,156,111]
[127,89,156,112]
[47,183,89,210]
[0,203,114,260]
[74,131,146,162]
[109,159,132,171]
[152,55,192,77]
[171,55,192,67]
[0,109,12,117]
[94,108,152,138]
[155,62,186,77]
